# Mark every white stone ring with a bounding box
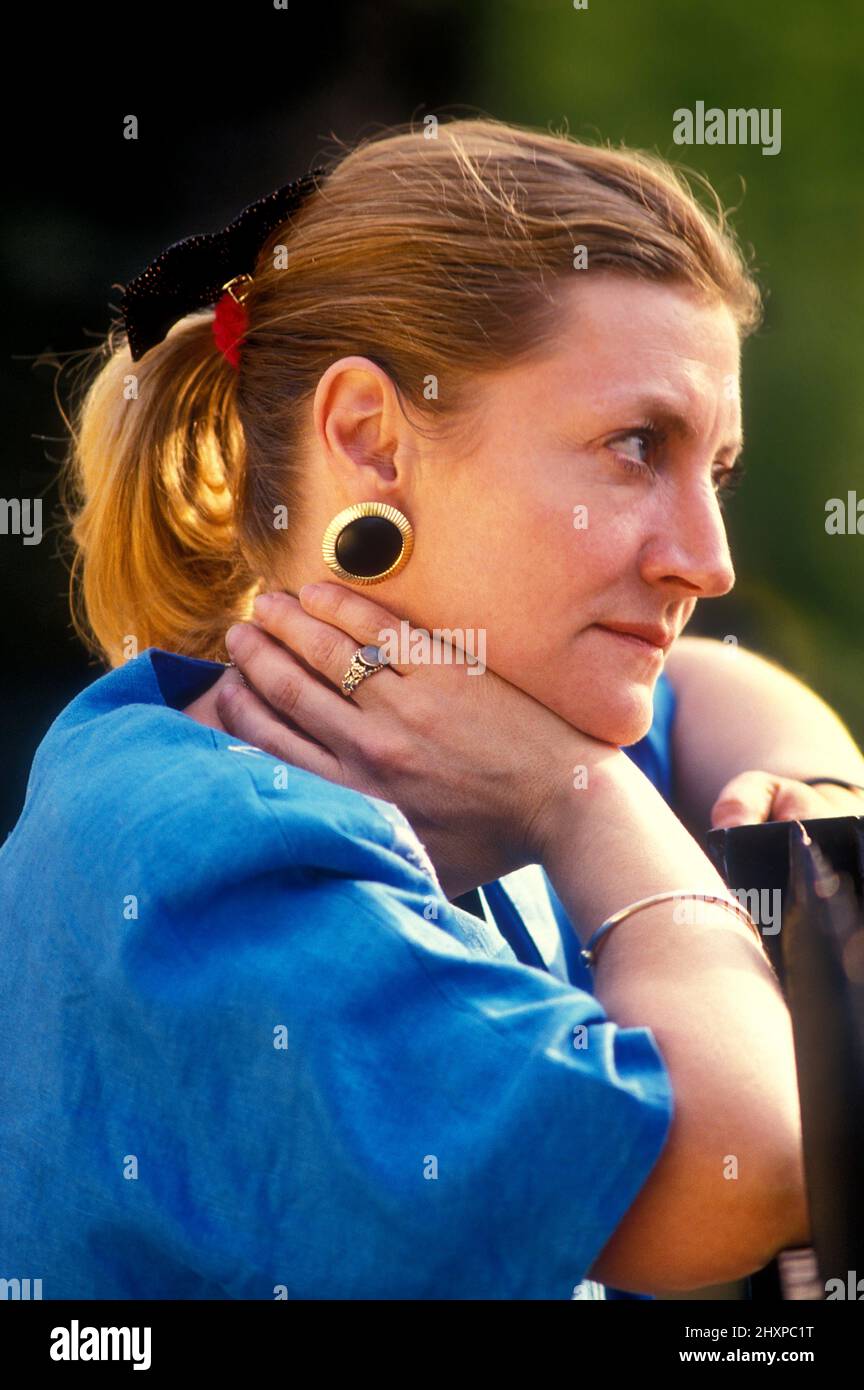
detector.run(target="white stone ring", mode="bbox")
[339,645,391,699]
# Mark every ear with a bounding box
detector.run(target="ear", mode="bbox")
[312,355,405,488]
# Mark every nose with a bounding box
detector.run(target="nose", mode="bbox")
[640,481,736,598]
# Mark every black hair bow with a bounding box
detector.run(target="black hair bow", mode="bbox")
[119,167,326,362]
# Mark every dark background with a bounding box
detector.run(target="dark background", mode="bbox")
[3,0,863,838]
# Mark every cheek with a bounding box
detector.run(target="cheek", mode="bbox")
[444,483,571,608]
[422,460,644,650]
[493,499,593,626]
[479,532,611,675]
[566,497,648,602]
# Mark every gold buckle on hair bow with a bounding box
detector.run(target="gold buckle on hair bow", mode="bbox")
[222,274,253,304]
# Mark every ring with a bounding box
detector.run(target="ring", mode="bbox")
[340,645,390,699]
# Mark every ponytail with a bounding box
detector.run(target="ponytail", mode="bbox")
[63,314,259,668]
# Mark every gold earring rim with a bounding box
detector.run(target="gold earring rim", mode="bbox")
[321,502,414,585]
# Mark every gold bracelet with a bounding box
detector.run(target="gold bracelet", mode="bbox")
[580,890,764,971]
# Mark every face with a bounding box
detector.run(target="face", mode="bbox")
[390,273,742,745]
[296,272,743,747]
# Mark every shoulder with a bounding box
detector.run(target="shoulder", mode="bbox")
[664,633,729,679]
[16,660,435,907]
[664,632,765,678]
[664,634,798,698]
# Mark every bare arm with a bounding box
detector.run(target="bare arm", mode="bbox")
[664,635,864,836]
[536,750,810,1294]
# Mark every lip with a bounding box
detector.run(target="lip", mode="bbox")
[593,622,675,654]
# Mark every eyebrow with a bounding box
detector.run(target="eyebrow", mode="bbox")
[612,392,745,460]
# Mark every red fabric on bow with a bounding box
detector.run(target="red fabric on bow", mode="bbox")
[212,291,248,369]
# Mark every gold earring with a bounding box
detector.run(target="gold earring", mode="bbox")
[321,502,414,585]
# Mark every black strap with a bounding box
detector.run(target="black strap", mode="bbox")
[801,777,864,793]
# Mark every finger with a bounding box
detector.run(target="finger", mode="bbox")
[298,580,409,661]
[255,583,413,681]
[769,779,840,822]
[711,770,782,828]
[795,782,864,813]
[298,580,482,672]
[223,624,364,752]
[215,667,344,783]
[247,586,405,695]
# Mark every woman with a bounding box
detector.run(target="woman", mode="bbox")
[2,118,863,1302]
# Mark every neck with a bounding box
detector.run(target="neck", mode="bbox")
[182,671,232,732]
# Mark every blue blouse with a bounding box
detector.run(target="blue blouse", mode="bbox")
[0,648,677,1300]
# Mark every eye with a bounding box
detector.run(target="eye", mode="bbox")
[608,427,662,474]
[608,426,747,507]
[713,456,747,506]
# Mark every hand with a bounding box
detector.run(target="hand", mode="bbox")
[216,582,613,898]
[710,769,864,829]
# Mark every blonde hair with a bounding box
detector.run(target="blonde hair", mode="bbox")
[61,116,762,667]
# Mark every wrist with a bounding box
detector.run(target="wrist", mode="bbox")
[537,746,732,944]
[529,737,627,872]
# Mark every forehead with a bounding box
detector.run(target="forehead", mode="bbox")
[533,273,742,411]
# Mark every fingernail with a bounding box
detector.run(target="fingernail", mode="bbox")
[225,624,244,654]
[299,583,323,603]
[253,593,274,618]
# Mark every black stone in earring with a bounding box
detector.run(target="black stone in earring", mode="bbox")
[322,503,414,585]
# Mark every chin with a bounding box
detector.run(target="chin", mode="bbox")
[557,682,656,748]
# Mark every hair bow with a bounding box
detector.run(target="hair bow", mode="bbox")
[119,168,326,362]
